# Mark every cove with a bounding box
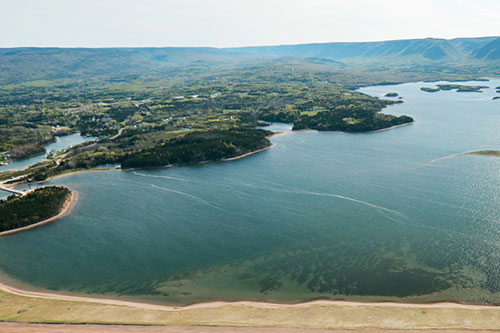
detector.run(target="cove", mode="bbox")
[0,80,500,305]
[0,133,95,173]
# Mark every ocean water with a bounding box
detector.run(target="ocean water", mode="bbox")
[1,80,500,305]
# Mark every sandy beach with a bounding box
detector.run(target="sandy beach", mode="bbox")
[224,143,274,161]
[0,190,77,237]
[0,284,499,330]
[0,277,498,312]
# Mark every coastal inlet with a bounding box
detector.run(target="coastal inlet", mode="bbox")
[0,80,500,305]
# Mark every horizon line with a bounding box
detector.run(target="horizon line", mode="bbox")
[1,36,499,50]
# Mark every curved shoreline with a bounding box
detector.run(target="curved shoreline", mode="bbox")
[0,190,77,237]
[291,121,415,134]
[0,278,498,312]
[1,121,498,313]
[223,143,274,162]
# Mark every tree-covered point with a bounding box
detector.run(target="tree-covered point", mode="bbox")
[384,92,399,97]
[469,150,500,157]
[0,186,70,232]
[293,111,413,132]
[260,91,412,132]
[121,128,271,168]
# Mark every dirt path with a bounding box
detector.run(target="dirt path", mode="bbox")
[0,323,491,333]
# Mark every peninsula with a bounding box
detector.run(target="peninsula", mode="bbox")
[0,186,74,235]
[468,150,500,157]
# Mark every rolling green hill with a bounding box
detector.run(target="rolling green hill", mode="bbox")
[0,47,265,84]
[1,37,500,85]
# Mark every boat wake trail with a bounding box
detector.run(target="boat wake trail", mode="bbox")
[149,184,223,211]
[237,181,399,215]
[133,171,188,182]
[304,191,399,214]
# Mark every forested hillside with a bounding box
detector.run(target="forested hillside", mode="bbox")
[2,37,500,179]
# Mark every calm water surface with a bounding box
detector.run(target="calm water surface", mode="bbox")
[1,80,500,304]
[0,133,95,172]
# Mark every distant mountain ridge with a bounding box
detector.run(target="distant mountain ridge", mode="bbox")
[227,37,500,62]
[1,37,499,84]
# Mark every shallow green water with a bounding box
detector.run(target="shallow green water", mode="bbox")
[1,80,500,305]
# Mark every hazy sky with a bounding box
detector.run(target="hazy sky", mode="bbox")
[1,0,499,47]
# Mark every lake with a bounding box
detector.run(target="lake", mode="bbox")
[0,133,95,173]
[1,80,499,305]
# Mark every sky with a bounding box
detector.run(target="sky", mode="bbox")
[1,0,499,48]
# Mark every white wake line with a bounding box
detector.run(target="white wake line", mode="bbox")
[131,174,399,218]
[133,171,189,182]
[237,181,399,215]
[306,191,399,214]
[122,177,273,221]
[149,184,222,210]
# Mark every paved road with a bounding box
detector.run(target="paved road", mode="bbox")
[0,184,24,196]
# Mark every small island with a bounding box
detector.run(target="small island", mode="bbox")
[420,87,440,93]
[0,186,74,235]
[493,96,500,100]
[421,84,488,93]
[384,92,399,97]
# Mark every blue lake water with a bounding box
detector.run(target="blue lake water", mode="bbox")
[0,80,499,305]
[0,133,95,172]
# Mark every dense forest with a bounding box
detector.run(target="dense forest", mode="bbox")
[293,111,413,132]
[0,186,70,232]
[121,128,271,168]
[0,126,55,161]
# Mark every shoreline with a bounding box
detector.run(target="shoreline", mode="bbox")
[0,277,498,312]
[2,120,498,313]
[364,120,415,133]
[0,190,77,237]
[4,120,411,185]
[121,143,274,173]
[224,143,274,162]
[291,121,415,135]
